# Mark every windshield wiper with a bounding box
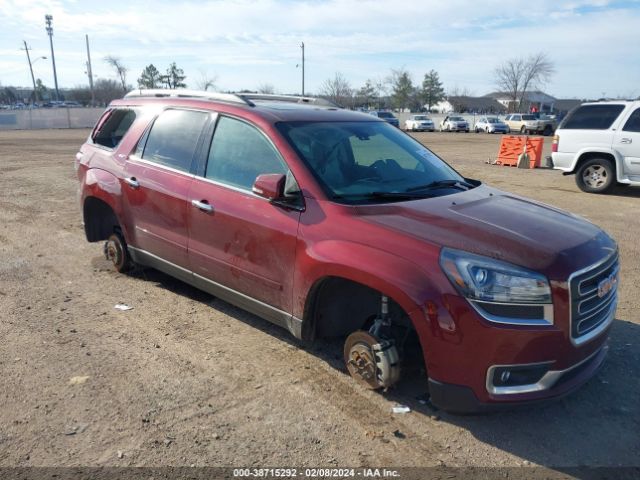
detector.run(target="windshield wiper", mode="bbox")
[405,179,475,192]
[333,191,436,201]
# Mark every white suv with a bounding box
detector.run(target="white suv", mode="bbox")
[552,101,640,193]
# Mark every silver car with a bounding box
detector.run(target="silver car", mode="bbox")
[440,115,469,132]
[474,116,509,134]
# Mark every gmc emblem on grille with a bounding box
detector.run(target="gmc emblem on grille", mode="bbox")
[597,273,617,298]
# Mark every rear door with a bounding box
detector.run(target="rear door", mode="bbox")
[613,106,640,176]
[121,108,210,270]
[187,115,301,320]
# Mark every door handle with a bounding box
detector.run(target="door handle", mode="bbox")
[124,177,140,189]
[191,199,214,213]
[620,138,632,144]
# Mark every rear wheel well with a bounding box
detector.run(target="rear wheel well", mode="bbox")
[574,152,616,174]
[83,197,120,242]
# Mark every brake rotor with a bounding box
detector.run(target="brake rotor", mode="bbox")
[104,236,124,269]
[344,331,380,389]
[344,330,400,390]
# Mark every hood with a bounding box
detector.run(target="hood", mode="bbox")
[353,185,615,278]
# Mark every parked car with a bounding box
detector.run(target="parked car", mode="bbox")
[552,100,640,193]
[474,116,509,134]
[404,114,435,132]
[504,113,556,136]
[77,89,618,413]
[369,110,399,127]
[440,115,469,132]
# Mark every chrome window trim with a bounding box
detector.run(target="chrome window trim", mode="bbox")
[126,155,196,178]
[486,345,607,395]
[469,300,554,326]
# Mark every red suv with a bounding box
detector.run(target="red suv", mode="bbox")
[76,90,618,413]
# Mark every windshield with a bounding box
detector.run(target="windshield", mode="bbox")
[377,112,394,118]
[449,116,464,121]
[413,115,429,121]
[277,121,468,204]
[486,117,499,123]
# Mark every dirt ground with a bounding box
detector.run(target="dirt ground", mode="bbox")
[0,129,638,472]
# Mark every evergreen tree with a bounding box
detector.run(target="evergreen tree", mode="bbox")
[138,64,163,89]
[162,63,187,89]
[421,70,445,112]
[390,69,413,110]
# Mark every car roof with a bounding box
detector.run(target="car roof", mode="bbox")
[580,100,638,106]
[110,89,382,124]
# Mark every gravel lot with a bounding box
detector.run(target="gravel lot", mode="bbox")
[0,129,638,474]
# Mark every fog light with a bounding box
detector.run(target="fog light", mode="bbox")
[492,364,551,388]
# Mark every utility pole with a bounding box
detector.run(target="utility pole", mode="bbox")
[85,34,95,106]
[300,42,305,96]
[21,41,38,104]
[45,14,60,101]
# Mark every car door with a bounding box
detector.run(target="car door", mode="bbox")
[614,107,640,176]
[187,115,301,322]
[121,108,210,272]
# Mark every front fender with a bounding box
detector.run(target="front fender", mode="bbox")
[293,239,445,324]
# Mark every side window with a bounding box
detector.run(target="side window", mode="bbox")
[561,104,625,130]
[92,109,136,148]
[205,116,286,190]
[513,115,521,121]
[622,108,640,133]
[141,109,209,172]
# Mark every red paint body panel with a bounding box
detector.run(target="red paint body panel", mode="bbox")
[77,95,619,411]
[188,177,300,312]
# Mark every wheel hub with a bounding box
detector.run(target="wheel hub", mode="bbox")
[104,238,123,267]
[344,330,401,390]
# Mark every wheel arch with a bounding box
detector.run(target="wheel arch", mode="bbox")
[296,242,442,342]
[81,168,128,242]
[573,150,618,175]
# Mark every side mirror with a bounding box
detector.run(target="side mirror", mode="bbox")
[252,173,286,201]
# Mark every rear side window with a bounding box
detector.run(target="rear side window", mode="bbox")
[560,104,625,130]
[141,109,209,172]
[205,116,286,190]
[92,109,136,148]
[623,108,640,133]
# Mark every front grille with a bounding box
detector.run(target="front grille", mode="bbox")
[569,251,619,342]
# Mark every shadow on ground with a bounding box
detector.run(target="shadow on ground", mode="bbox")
[129,265,640,471]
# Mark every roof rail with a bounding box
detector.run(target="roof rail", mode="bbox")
[124,89,341,108]
[124,89,251,106]
[238,93,341,108]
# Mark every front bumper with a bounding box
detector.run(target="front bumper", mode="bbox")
[429,343,608,413]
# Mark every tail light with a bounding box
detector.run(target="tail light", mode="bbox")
[551,134,559,153]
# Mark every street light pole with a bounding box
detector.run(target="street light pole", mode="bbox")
[300,42,305,96]
[22,41,38,104]
[45,14,60,101]
[85,34,95,106]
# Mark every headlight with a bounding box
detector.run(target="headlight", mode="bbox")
[440,248,553,325]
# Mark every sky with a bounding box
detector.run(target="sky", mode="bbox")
[1,0,639,99]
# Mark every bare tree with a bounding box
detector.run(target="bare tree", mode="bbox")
[495,53,555,112]
[195,70,218,91]
[257,83,275,94]
[319,72,353,107]
[104,56,128,92]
